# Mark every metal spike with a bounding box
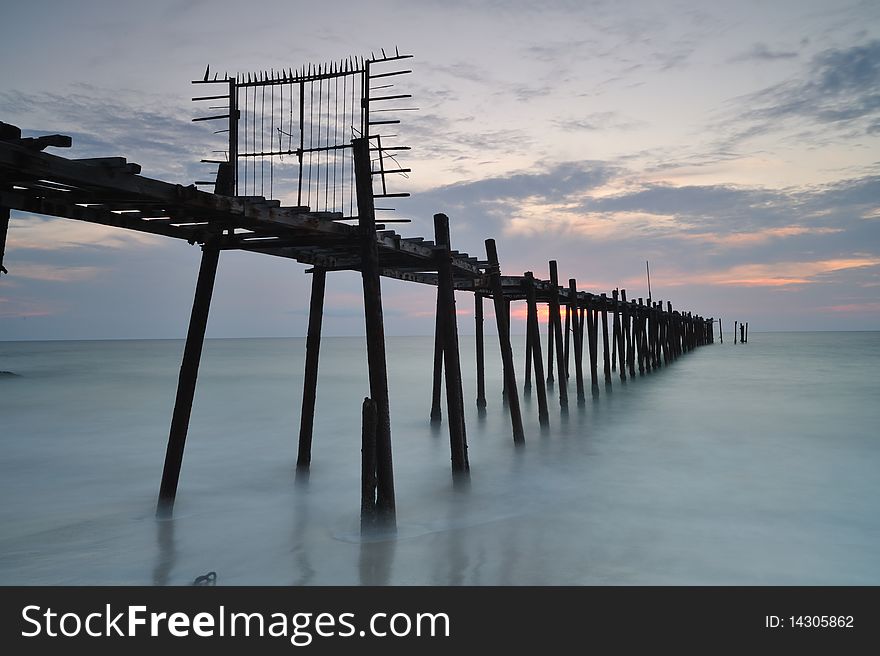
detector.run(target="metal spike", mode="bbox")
[395,45,399,57]
[203,65,209,82]
[381,48,386,58]
[213,72,218,81]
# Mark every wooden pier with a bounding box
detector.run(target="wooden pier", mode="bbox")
[0,53,717,525]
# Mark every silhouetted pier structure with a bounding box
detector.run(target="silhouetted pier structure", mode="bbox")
[0,52,716,526]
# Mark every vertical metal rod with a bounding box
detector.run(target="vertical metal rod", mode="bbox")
[297,80,305,207]
[486,239,525,444]
[353,137,395,521]
[228,78,238,195]
[296,267,327,470]
[157,243,220,518]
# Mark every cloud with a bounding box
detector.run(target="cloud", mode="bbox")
[729,43,798,63]
[722,40,880,145]
[9,263,105,282]
[8,216,163,251]
[696,257,880,288]
[0,87,212,185]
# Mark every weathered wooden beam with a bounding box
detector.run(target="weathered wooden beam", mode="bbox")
[353,137,395,523]
[601,293,611,385]
[569,279,585,405]
[475,293,487,410]
[486,239,524,444]
[430,291,443,423]
[361,397,378,529]
[586,300,599,393]
[296,267,327,470]
[523,272,549,427]
[549,261,568,410]
[434,214,469,473]
[157,242,220,518]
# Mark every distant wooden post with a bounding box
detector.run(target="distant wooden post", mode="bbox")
[614,290,625,379]
[475,293,487,409]
[569,279,585,404]
[0,203,9,276]
[719,318,723,344]
[157,242,220,518]
[734,320,738,345]
[353,137,395,521]
[611,290,619,373]
[549,261,568,410]
[430,293,443,423]
[434,213,469,473]
[637,299,646,375]
[745,322,749,343]
[296,267,327,470]
[545,295,555,385]
[524,272,549,427]
[486,239,525,444]
[601,293,611,384]
[586,300,599,392]
[563,302,571,379]
[524,318,533,393]
[621,290,635,377]
[361,397,378,529]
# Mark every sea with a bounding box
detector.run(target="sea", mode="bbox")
[1,331,878,585]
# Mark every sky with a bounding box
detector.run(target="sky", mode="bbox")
[1,0,878,339]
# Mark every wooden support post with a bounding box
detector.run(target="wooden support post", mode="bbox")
[0,203,9,276]
[434,213,468,473]
[502,299,512,400]
[734,320,738,345]
[361,397,378,529]
[611,291,618,373]
[586,300,599,392]
[486,239,525,444]
[622,291,636,377]
[614,290,625,379]
[549,260,568,410]
[296,267,327,470]
[430,292,443,423]
[157,242,220,518]
[745,322,749,343]
[546,290,555,385]
[569,280,585,404]
[636,299,646,375]
[524,315,532,393]
[719,318,723,344]
[475,293,487,409]
[563,302,571,379]
[524,272,549,427]
[353,137,395,521]
[601,293,611,384]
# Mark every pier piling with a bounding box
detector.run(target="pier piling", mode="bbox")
[296,266,327,470]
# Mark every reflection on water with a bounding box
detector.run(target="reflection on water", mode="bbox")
[1,333,879,584]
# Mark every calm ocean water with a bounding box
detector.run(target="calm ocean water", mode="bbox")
[1,332,878,585]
